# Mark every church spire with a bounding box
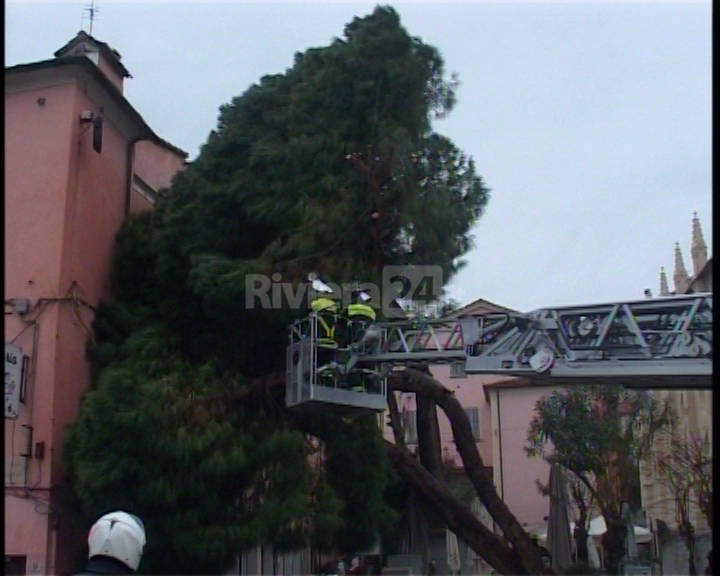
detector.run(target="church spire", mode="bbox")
[690,211,708,276]
[659,266,670,296]
[673,242,690,294]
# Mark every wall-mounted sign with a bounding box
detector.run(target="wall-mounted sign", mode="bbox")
[5,344,23,419]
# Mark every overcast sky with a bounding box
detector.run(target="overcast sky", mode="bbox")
[5,1,712,312]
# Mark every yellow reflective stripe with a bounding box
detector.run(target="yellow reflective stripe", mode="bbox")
[316,338,338,349]
[347,303,376,320]
[311,298,337,312]
[316,315,335,340]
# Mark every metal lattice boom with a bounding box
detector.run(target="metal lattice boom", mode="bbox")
[359,293,713,389]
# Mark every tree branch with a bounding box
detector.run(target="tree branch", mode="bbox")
[389,368,547,574]
[385,440,529,574]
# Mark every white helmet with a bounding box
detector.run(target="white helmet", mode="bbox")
[88,511,146,572]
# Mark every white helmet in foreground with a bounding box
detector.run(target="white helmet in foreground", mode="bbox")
[88,511,146,572]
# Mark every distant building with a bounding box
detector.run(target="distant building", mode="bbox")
[640,214,712,575]
[5,31,186,575]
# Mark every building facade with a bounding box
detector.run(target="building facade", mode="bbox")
[4,31,186,575]
[640,214,713,574]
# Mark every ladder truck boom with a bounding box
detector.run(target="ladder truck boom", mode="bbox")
[365,293,712,387]
[286,293,712,415]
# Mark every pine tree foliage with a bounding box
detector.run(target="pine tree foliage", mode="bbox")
[65,6,488,572]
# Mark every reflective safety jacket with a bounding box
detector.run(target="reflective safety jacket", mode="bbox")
[311,297,338,348]
[347,303,376,321]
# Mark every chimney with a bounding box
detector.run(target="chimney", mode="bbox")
[54,31,131,93]
[690,212,708,277]
[673,242,690,294]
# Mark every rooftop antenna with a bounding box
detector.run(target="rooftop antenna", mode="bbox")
[84,0,99,36]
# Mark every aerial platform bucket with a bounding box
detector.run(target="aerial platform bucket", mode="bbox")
[286,317,387,417]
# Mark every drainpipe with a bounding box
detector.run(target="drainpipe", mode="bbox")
[496,389,504,501]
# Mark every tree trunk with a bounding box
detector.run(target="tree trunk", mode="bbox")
[680,521,698,576]
[574,523,588,565]
[600,513,627,575]
[416,395,443,476]
[385,441,528,574]
[415,393,444,570]
[573,497,589,564]
[389,368,547,575]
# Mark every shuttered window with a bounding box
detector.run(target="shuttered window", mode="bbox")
[465,407,481,440]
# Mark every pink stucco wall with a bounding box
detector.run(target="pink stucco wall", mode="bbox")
[133,139,185,192]
[5,83,76,297]
[95,57,124,94]
[5,61,184,575]
[129,140,186,214]
[5,81,80,574]
[489,383,555,532]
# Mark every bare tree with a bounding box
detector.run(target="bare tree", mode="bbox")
[657,431,713,576]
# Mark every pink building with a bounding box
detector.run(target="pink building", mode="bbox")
[5,31,186,575]
[484,379,553,533]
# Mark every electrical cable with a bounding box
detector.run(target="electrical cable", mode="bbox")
[69,283,96,344]
[5,282,96,513]
[4,488,53,515]
[8,320,37,344]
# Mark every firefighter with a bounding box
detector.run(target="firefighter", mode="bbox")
[346,291,377,349]
[344,290,379,392]
[75,511,146,574]
[310,295,340,387]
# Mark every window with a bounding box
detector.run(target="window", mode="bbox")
[402,410,418,444]
[449,362,465,378]
[132,174,158,206]
[465,407,481,441]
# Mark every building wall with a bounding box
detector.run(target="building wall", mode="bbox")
[5,80,80,575]
[129,140,186,214]
[5,59,185,575]
[640,253,713,545]
[639,389,713,535]
[95,57,123,93]
[133,139,185,192]
[5,82,76,296]
[489,384,554,532]
[61,84,130,302]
